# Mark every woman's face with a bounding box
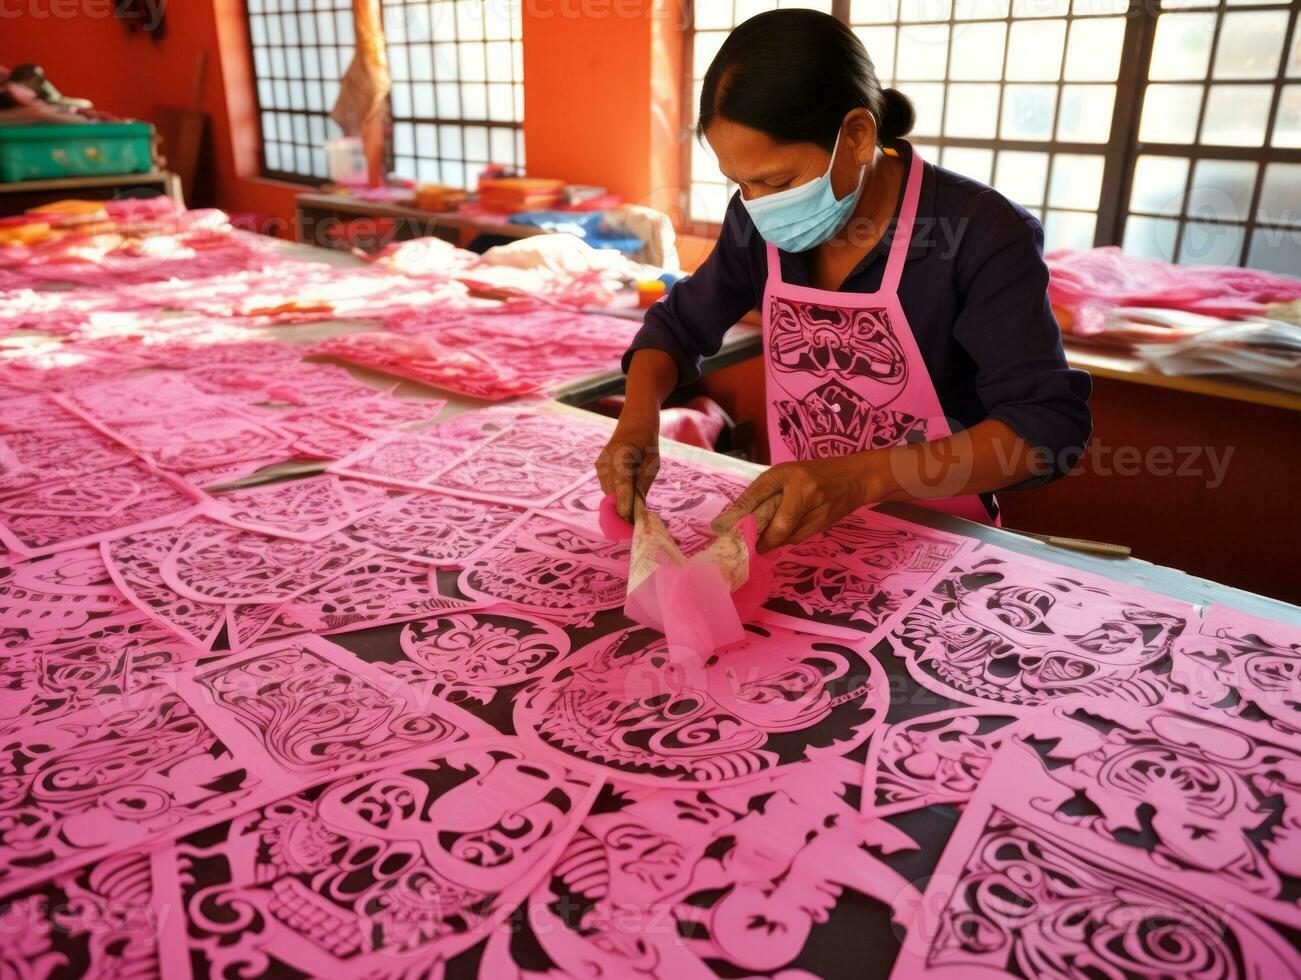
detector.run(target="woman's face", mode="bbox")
[704,109,875,204]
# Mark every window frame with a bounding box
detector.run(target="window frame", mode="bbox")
[245,0,356,185]
[379,0,526,190]
[680,0,1301,268]
[243,0,527,188]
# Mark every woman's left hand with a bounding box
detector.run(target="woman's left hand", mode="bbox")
[711,454,888,553]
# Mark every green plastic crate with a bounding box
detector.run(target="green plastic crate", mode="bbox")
[0,122,154,183]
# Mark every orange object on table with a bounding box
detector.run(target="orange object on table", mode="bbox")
[636,279,667,308]
[477,177,565,213]
[0,215,51,245]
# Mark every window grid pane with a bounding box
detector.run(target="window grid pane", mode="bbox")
[842,0,1123,251]
[683,0,1301,268]
[380,0,524,191]
[247,0,352,183]
[1127,0,1301,267]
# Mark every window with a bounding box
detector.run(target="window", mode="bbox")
[1123,0,1300,271]
[245,0,524,187]
[682,0,1301,270]
[383,0,526,189]
[687,1,835,224]
[246,0,354,182]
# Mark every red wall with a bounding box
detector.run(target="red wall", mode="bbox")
[1,0,689,234]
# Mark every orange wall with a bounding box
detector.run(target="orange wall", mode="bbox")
[2,0,689,234]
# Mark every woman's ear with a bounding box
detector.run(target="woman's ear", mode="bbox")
[841,108,878,164]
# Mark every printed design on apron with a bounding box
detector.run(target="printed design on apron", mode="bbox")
[760,144,993,524]
[767,294,929,460]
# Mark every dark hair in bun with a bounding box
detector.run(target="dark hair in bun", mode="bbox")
[697,8,915,151]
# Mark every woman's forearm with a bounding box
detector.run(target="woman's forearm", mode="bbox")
[872,419,1048,502]
[623,348,680,414]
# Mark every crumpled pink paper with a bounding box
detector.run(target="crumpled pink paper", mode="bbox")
[600,493,773,656]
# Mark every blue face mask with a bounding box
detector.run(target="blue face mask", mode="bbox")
[741,130,866,253]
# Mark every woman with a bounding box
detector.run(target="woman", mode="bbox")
[596,9,1091,552]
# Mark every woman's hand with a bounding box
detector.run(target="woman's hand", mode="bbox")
[595,404,661,521]
[712,454,889,553]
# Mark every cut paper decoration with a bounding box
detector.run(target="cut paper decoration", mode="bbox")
[387,607,572,709]
[206,474,396,542]
[158,520,370,605]
[426,416,605,508]
[224,554,476,648]
[102,522,228,649]
[0,395,84,436]
[341,489,524,565]
[314,307,638,400]
[0,612,193,733]
[884,544,1197,708]
[0,686,264,899]
[0,547,124,632]
[765,507,972,634]
[889,779,1301,980]
[514,622,889,786]
[1007,700,1301,927]
[0,414,137,494]
[0,851,160,978]
[278,395,446,460]
[456,512,628,625]
[153,738,603,978]
[861,707,1022,817]
[169,634,483,784]
[316,330,527,400]
[327,405,543,491]
[0,462,202,559]
[58,372,248,428]
[329,429,477,492]
[480,756,920,980]
[1170,604,1301,746]
[108,413,295,477]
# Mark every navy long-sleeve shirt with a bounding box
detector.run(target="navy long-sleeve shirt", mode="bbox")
[625,145,1092,483]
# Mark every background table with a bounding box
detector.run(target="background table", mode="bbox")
[0,170,183,216]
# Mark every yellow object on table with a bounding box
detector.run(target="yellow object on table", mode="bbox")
[636,279,667,308]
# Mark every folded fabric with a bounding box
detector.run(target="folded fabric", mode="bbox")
[600,493,773,659]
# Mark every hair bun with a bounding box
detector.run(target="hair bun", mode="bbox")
[879,88,915,142]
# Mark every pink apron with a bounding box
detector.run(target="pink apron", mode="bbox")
[761,147,994,525]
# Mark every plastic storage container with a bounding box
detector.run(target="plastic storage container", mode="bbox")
[0,122,154,183]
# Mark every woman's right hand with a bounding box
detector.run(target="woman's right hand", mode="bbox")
[595,403,661,521]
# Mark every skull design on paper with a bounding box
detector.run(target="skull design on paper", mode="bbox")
[395,611,570,705]
[908,807,1296,980]
[176,743,597,977]
[1171,607,1301,745]
[514,624,888,785]
[892,553,1194,707]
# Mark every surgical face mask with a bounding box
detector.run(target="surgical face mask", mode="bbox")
[740,129,866,253]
